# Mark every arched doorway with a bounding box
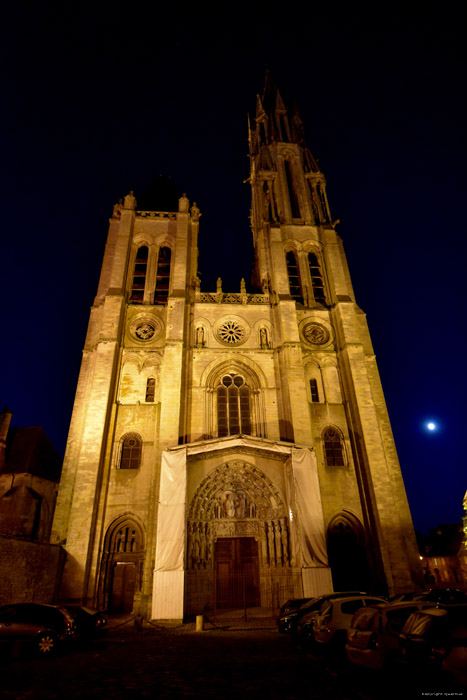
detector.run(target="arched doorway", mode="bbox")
[185,461,291,616]
[327,512,372,592]
[99,516,145,613]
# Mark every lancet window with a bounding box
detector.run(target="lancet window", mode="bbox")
[130,246,148,303]
[317,184,329,223]
[154,247,171,304]
[145,378,155,402]
[120,434,142,469]
[284,158,301,218]
[286,251,303,303]
[309,379,319,403]
[308,252,326,304]
[217,374,251,437]
[323,427,345,466]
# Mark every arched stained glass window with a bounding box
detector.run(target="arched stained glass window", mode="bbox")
[120,434,142,469]
[286,251,303,303]
[308,252,326,304]
[154,247,171,304]
[217,374,251,437]
[323,427,345,466]
[130,246,148,303]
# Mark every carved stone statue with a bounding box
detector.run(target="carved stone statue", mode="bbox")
[234,490,247,518]
[196,325,205,347]
[240,278,246,294]
[223,492,235,518]
[190,202,201,221]
[179,193,189,212]
[216,277,222,294]
[281,518,289,565]
[259,327,270,349]
[124,190,137,210]
[112,199,123,219]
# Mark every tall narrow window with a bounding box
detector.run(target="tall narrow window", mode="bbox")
[145,377,155,402]
[154,247,171,304]
[217,374,251,437]
[284,159,300,218]
[309,379,319,403]
[323,427,345,466]
[120,434,142,469]
[317,184,329,223]
[308,252,326,304]
[130,246,148,303]
[286,251,303,303]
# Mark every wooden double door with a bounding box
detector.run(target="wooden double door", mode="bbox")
[215,537,260,609]
[110,561,137,613]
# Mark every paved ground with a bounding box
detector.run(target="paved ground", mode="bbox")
[1,616,464,700]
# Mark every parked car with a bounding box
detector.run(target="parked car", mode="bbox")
[277,591,368,635]
[62,606,107,641]
[345,601,436,670]
[399,606,467,686]
[390,589,467,605]
[0,603,76,656]
[312,595,386,652]
[278,598,313,617]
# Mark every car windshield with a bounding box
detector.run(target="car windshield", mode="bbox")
[352,607,377,630]
[403,613,438,636]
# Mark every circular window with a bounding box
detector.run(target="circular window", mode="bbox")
[302,322,330,345]
[135,323,155,340]
[217,318,246,345]
[129,314,163,342]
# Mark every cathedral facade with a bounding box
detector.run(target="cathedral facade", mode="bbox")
[51,77,423,619]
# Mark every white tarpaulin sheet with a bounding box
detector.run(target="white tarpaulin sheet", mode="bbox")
[285,448,328,567]
[154,449,187,572]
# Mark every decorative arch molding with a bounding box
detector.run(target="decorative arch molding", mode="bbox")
[103,513,146,555]
[132,236,153,249]
[302,241,323,255]
[201,355,266,391]
[327,510,366,546]
[154,235,175,249]
[303,356,321,370]
[121,353,144,371]
[283,240,303,254]
[187,461,290,570]
[280,147,297,159]
[320,355,338,368]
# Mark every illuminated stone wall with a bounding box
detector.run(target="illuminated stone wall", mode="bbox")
[0,536,64,605]
[52,81,424,616]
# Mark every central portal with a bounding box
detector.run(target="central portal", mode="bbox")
[214,537,260,609]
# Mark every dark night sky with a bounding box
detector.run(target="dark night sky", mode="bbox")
[1,3,466,534]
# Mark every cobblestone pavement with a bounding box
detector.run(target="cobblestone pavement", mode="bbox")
[0,616,464,700]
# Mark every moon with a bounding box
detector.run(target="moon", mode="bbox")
[427,422,436,431]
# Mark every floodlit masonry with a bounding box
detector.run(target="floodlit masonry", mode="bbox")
[51,75,423,619]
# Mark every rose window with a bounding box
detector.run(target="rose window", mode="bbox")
[217,319,245,345]
[303,322,329,345]
[135,323,155,340]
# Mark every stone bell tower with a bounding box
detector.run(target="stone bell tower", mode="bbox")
[247,72,423,594]
[52,76,422,621]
